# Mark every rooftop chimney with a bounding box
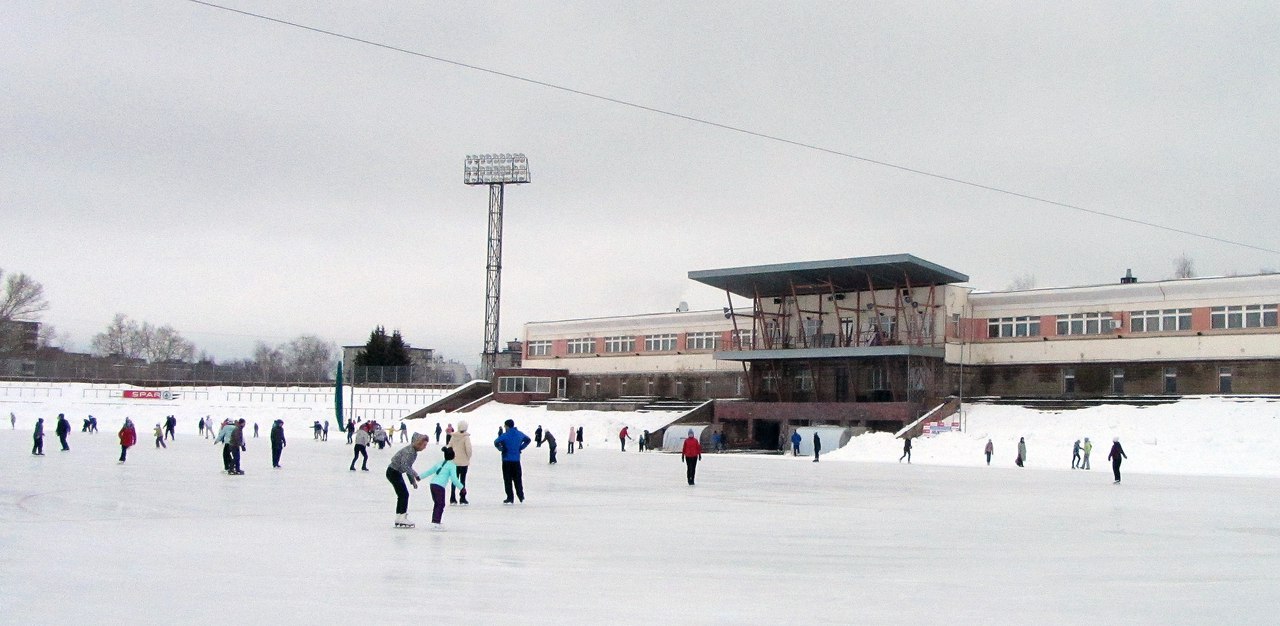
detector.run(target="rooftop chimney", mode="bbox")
[1120,269,1137,284]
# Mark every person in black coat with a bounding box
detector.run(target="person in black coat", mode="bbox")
[32,417,45,455]
[544,431,557,464]
[55,413,71,451]
[535,425,544,447]
[1108,438,1128,483]
[812,431,821,462]
[270,420,287,468]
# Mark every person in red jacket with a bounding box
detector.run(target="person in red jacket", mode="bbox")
[681,429,702,486]
[118,418,137,463]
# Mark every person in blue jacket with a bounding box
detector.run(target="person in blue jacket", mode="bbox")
[420,447,466,526]
[790,430,801,456]
[494,419,532,504]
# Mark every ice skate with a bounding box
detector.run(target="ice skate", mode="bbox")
[394,514,415,529]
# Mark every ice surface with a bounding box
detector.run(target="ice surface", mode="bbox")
[3,393,1280,624]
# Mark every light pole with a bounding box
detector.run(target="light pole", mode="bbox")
[464,153,530,381]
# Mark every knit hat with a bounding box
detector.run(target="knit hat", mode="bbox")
[457,420,468,432]
[412,433,428,445]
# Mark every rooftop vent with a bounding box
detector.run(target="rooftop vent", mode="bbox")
[1120,269,1138,284]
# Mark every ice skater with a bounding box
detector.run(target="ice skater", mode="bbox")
[984,439,993,465]
[55,413,71,451]
[535,425,543,447]
[1072,439,1082,469]
[576,426,584,450]
[351,426,371,471]
[1016,437,1027,467]
[435,422,443,443]
[165,415,176,441]
[790,430,801,456]
[9,411,14,429]
[228,419,247,474]
[567,425,575,454]
[619,426,632,451]
[388,433,429,528]
[1108,437,1128,483]
[346,419,355,444]
[545,430,558,464]
[322,421,329,441]
[399,422,409,443]
[254,422,260,438]
[32,417,45,455]
[899,436,912,463]
[494,419,532,504]
[446,420,472,505]
[270,419,286,468]
[812,431,821,462]
[118,418,137,463]
[1082,437,1092,470]
[154,423,167,448]
[682,429,702,485]
[420,447,465,527]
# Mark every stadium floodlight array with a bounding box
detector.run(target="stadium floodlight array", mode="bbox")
[464,153,530,185]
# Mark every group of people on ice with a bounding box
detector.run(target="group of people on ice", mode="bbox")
[981,435,1129,482]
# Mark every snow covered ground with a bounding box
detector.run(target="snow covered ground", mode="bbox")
[3,394,1280,624]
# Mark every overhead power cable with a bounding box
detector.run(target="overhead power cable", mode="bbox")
[183,0,1280,256]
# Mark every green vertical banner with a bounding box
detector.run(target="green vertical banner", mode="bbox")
[335,361,345,432]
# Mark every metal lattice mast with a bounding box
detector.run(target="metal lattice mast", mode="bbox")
[464,154,529,381]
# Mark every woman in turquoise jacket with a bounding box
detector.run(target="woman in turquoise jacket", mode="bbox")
[420,448,465,527]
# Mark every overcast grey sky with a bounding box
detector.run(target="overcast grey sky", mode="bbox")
[4,1,1278,371]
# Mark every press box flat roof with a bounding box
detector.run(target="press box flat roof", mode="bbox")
[688,254,968,298]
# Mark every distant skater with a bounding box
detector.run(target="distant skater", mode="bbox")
[10,411,15,429]
[812,432,821,462]
[118,418,137,463]
[346,419,355,444]
[567,426,575,454]
[445,420,472,505]
[270,419,286,468]
[56,413,71,451]
[619,426,631,452]
[576,426,584,449]
[32,417,45,455]
[984,439,993,465]
[322,421,328,441]
[388,434,429,528]
[154,423,167,448]
[899,436,912,463]
[535,425,543,447]
[1072,439,1082,469]
[197,418,205,438]
[420,447,465,527]
[435,422,443,444]
[254,423,260,438]
[229,419,247,474]
[545,431,558,464]
[1082,438,1093,470]
[1016,437,1027,467]
[399,422,408,443]
[790,430,801,456]
[1108,437,1128,484]
[165,415,176,441]
[682,429,702,485]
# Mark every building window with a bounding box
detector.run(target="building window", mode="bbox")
[644,334,677,352]
[566,338,595,355]
[1219,367,1233,393]
[870,368,887,391]
[1130,309,1192,333]
[795,368,814,391]
[732,329,754,350]
[1063,368,1076,394]
[686,332,719,351]
[842,318,856,344]
[603,336,635,353]
[1163,367,1177,394]
[1111,368,1125,394]
[802,318,821,344]
[498,376,551,393]
[762,372,779,392]
[1056,313,1114,336]
[527,340,551,357]
[1211,304,1278,329]
[988,316,1041,338]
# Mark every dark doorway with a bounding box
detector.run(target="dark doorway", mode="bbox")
[835,369,849,401]
[753,420,781,451]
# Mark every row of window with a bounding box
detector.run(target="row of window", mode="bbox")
[498,376,552,393]
[987,305,1278,338]
[1063,366,1234,394]
[528,331,725,356]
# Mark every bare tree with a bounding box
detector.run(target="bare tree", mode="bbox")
[253,341,286,380]
[143,325,196,363]
[1174,254,1196,279]
[91,314,143,358]
[0,269,49,322]
[36,324,72,350]
[1007,273,1037,291]
[283,335,336,381]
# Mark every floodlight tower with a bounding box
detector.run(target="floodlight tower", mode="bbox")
[464,153,530,381]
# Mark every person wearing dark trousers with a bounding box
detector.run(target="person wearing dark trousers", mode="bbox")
[228,419,246,474]
[494,419,532,503]
[619,426,631,452]
[1072,439,1082,469]
[118,418,136,463]
[446,420,472,505]
[165,415,176,441]
[346,419,355,444]
[56,413,71,451]
[351,427,371,471]
[545,431,558,464]
[387,434,429,528]
[576,426,584,450]
[419,447,464,526]
[32,418,45,455]
[984,439,993,465]
[567,426,575,454]
[682,429,702,485]
[790,430,801,456]
[270,419,286,468]
[900,437,913,463]
[1108,437,1128,484]
[535,425,543,447]
[812,432,821,462]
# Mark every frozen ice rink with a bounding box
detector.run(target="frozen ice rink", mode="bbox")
[4,414,1278,625]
